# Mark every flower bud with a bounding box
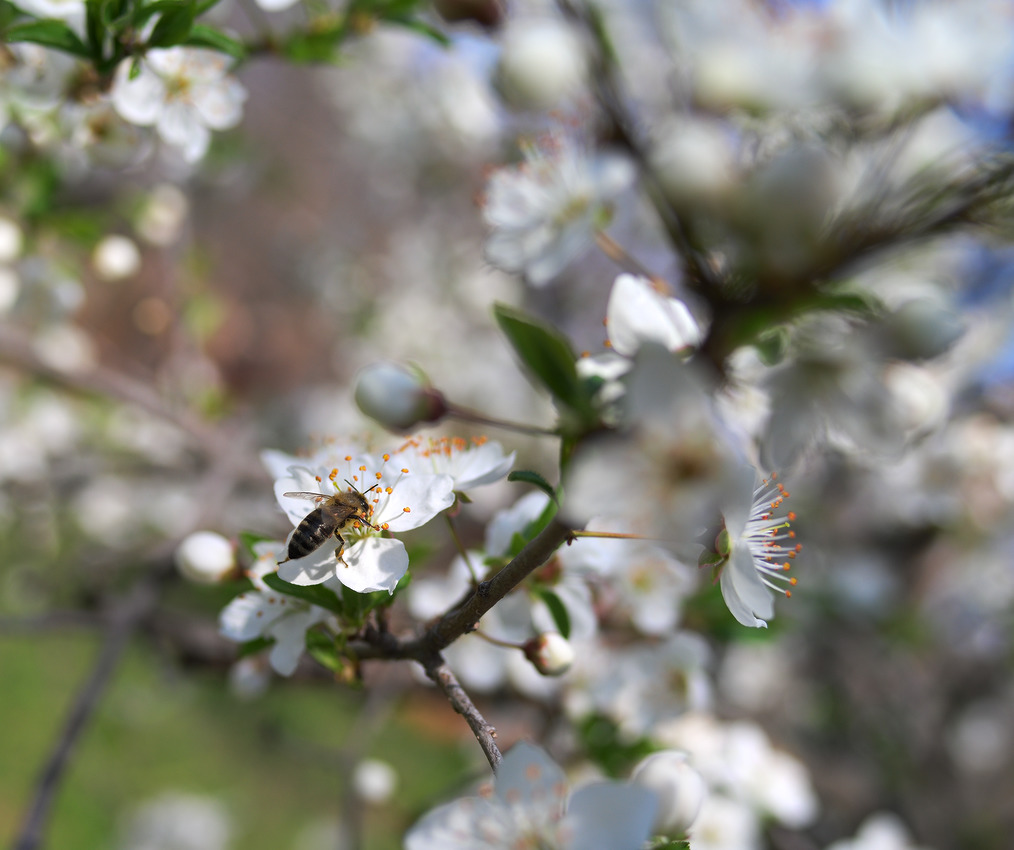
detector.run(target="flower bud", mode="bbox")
[495,20,587,111]
[631,750,707,837]
[0,216,24,263]
[523,632,574,676]
[228,655,271,700]
[175,531,238,584]
[354,362,447,432]
[353,759,398,803]
[93,234,142,281]
[883,297,964,361]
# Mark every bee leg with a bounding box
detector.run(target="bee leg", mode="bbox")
[333,534,349,567]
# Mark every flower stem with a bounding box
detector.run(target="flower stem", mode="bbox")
[445,402,558,437]
[445,514,479,583]
[595,230,668,290]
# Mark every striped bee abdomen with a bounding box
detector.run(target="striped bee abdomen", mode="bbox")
[287,509,337,560]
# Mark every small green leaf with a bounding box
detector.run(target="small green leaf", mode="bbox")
[508,469,557,502]
[184,23,246,59]
[340,584,368,624]
[283,25,342,63]
[238,635,275,657]
[147,0,194,47]
[383,15,450,46]
[305,630,344,673]
[3,19,90,56]
[493,302,595,422]
[533,588,570,639]
[238,531,272,560]
[262,572,344,615]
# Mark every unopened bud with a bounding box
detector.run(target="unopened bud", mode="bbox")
[0,216,24,263]
[884,297,964,360]
[495,20,587,111]
[523,632,574,676]
[228,655,271,700]
[175,531,238,584]
[631,750,707,837]
[354,362,447,432]
[352,759,398,803]
[93,234,142,281]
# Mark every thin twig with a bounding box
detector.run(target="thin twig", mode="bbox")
[12,568,169,850]
[446,402,559,437]
[423,658,502,772]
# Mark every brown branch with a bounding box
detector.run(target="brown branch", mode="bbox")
[0,320,251,462]
[554,0,722,295]
[12,566,170,850]
[423,658,502,772]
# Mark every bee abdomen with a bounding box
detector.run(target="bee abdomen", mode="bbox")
[287,511,335,560]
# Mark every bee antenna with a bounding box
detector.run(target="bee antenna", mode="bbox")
[364,483,380,495]
[344,478,359,493]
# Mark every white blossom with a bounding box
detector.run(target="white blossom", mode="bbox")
[715,468,800,629]
[825,813,934,850]
[263,444,455,593]
[405,742,658,850]
[482,134,635,285]
[606,274,702,358]
[394,435,515,492]
[631,751,708,837]
[110,47,246,162]
[219,541,334,676]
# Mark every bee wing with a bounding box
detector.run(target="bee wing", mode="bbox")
[282,491,329,503]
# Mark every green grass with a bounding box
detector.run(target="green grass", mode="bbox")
[0,633,473,850]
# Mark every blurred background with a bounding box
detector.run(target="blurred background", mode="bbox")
[3,1,1014,849]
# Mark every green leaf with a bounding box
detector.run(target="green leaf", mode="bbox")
[305,630,344,673]
[340,584,369,625]
[577,714,657,778]
[3,19,90,56]
[493,303,594,421]
[0,0,21,29]
[283,25,342,63]
[238,531,273,560]
[533,588,570,639]
[261,572,344,615]
[383,15,450,46]
[147,0,194,47]
[183,23,246,59]
[508,469,557,502]
[84,0,105,57]
[238,635,275,657]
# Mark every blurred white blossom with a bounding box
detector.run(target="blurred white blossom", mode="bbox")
[482,134,634,285]
[405,742,658,850]
[110,48,246,162]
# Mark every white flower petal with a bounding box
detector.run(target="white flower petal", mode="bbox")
[371,473,454,530]
[267,608,324,675]
[219,591,287,641]
[494,742,567,813]
[277,547,335,585]
[720,546,773,627]
[110,60,165,127]
[607,274,701,357]
[338,536,409,594]
[565,782,658,850]
[192,77,246,130]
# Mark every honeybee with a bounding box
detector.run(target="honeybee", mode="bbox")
[278,483,378,566]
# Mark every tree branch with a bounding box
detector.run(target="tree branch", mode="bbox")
[423,657,503,772]
[12,567,169,850]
